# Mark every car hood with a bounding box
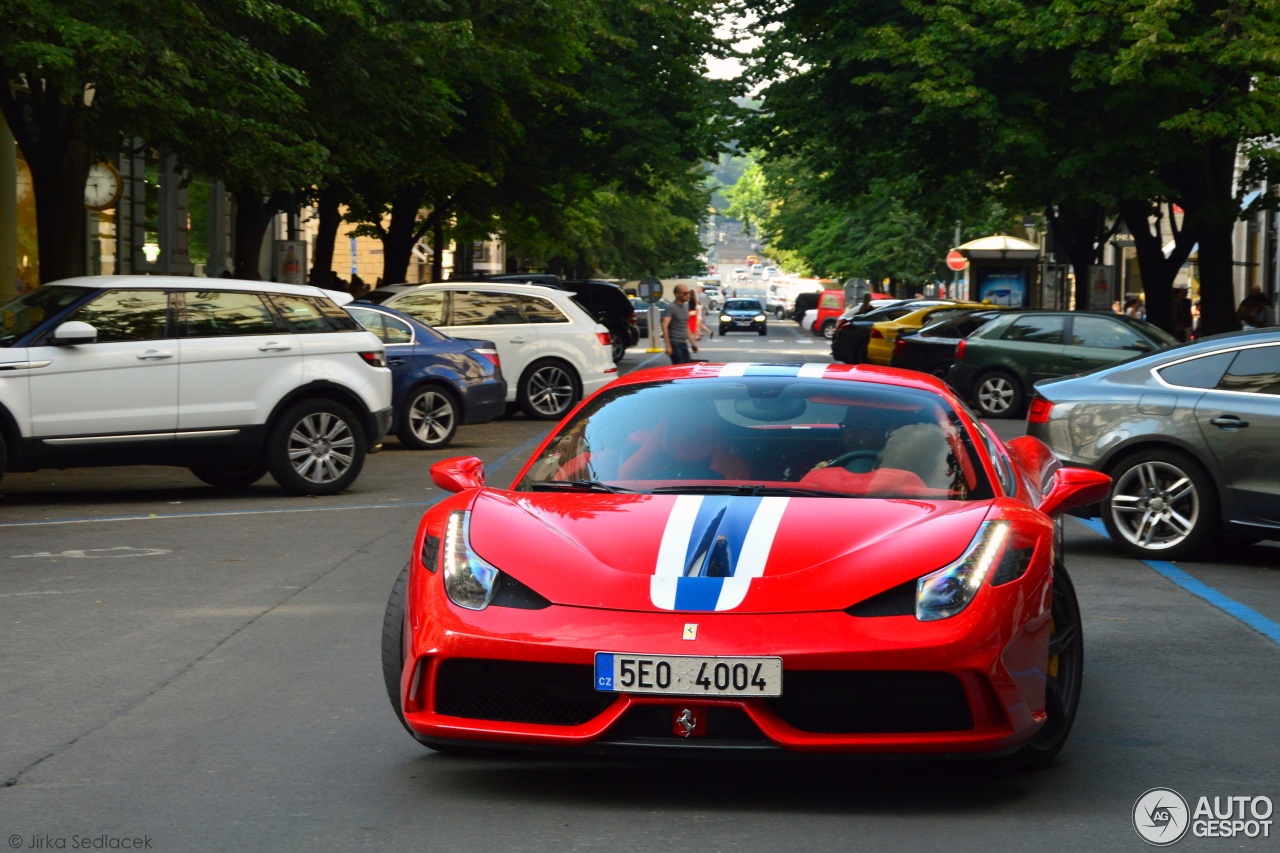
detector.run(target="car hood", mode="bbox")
[466,490,993,614]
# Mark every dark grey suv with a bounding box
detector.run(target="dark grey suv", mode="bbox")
[1027,329,1280,559]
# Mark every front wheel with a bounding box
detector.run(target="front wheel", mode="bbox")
[973,371,1024,419]
[719,325,728,336]
[518,359,578,420]
[758,325,768,336]
[820,320,836,340]
[1103,449,1218,559]
[1016,559,1083,769]
[381,565,413,735]
[398,385,459,450]
[266,399,367,495]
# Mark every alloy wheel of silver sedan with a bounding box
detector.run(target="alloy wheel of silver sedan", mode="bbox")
[399,386,458,450]
[1104,450,1216,559]
[519,359,578,420]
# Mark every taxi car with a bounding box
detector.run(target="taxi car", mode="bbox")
[381,362,1109,764]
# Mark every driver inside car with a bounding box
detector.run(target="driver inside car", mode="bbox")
[808,407,902,475]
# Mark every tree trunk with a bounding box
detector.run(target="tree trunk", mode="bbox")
[312,185,342,284]
[432,221,445,282]
[380,184,425,286]
[1046,203,1112,311]
[1179,139,1241,337]
[1118,199,1198,336]
[232,190,272,280]
[31,143,92,283]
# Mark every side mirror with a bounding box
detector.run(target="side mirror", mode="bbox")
[430,456,485,493]
[1040,466,1112,517]
[48,321,98,346]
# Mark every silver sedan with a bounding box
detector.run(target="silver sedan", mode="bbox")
[1026,328,1280,559]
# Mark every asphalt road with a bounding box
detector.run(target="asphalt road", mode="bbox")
[1,320,1277,852]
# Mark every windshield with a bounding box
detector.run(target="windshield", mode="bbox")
[0,286,93,347]
[517,377,993,500]
[724,300,762,311]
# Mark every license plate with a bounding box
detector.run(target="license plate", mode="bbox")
[594,653,782,697]
[734,320,751,326]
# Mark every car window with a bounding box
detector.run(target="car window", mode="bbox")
[269,294,336,333]
[452,291,524,326]
[517,378,993,500]
[1,285,93,346]
[818,292,842,309]
[1158,351,1234,389]
[389,291,446,325]
[725,300,762,311]
[183,290,278,337]
[1002,315,1064,344]
[1218,345,1280,395]
[69,289,172,342]
[348,307,414,344]
[1070,315,1149,350]
[520,295,569,323]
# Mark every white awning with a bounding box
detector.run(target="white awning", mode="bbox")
[955,235,1040,260]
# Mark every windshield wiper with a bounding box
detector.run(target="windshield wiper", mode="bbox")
[527,479,639,494]
[649,484,837,497]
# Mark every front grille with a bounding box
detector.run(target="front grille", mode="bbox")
[434,659,616,726]
[608,705,768,741]
[768,671,973,733]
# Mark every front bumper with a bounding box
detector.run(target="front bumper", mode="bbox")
[397,571,1054,757]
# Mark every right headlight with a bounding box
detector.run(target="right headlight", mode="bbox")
[915,521,1009,621]
[720,314,732,323]
[442,510,500,610]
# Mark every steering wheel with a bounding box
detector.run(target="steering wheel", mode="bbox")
[828,450,881,473]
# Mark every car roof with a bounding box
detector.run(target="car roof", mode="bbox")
[376,280,563,295]
[48,275,346,300]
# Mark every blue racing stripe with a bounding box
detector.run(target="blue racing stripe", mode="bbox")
[683,495,762,576]
[674,577,725,610]
[1077,518,1280,647]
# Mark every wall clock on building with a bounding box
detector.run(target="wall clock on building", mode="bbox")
[84,161,122,211]
[15,158,33,205]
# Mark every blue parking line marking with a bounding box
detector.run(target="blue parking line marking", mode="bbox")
[1076,518,1280,647]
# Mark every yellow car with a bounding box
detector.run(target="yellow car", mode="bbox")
[866,302,993,365]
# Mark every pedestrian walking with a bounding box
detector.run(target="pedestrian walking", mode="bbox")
[662,285,699,364]
[1172,286,1193,341]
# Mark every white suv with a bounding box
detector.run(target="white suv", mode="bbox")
[361,281,616,420]
[0,276,392,495]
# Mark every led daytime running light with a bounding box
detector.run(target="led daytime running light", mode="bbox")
[442,510,500,610]
[915,520,1010,621]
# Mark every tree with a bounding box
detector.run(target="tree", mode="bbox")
[0,0,321,282]
[743,0,1280,335]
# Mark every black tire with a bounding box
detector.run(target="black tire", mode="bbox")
[381,564,414,736]
[1102,448,1218,560]
[758,324,767,336]
[610,333,627,364]
[0,430,8,490]
[397,385,459,450]
[775,307,785,319]
[1017,556,1084,769]
[719,325,728,336]
[972,370,1024,419]
[821,320,837,340]
[189,461,268,488]
[518,358,578,420]
[927,360,954,381]
[266,398,367,495]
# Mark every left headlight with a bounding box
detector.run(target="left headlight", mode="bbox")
[720,314,732,323]
[442,510,500,610]
[916,520,1009,621]
[754,314,766,322]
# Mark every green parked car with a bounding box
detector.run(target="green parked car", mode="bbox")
[948,310,1178,418]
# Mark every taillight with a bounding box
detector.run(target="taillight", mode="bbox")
[473,347,500,371]
[358,351,386,368]
[596,332,612,347]
[835,319,848,333]
[893,338,907,359]
[871,328,883,339]
[955,339,967,360]
[1027,397,1054,424]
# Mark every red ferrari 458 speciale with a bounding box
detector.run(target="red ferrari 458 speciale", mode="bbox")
[382,362,1110,765]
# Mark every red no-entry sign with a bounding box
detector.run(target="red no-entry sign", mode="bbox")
[946,250,967,271]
